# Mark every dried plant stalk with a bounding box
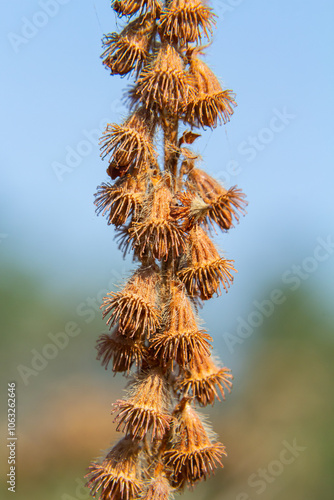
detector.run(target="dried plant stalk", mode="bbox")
[87,1,247,498]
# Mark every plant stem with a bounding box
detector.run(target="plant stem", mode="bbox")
[163,114,179,191]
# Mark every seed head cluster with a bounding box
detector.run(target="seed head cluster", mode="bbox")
[86,1,247,498]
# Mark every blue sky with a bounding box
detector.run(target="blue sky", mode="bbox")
[1,0,334,347]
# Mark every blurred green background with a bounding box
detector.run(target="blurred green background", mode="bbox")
[1,0,334,499]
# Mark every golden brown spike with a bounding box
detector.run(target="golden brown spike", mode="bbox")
[89,0,247,496]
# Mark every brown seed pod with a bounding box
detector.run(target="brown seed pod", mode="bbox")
[113,369,171,439]
[184,50,236,129]
[177,226,235,300]
[96,329,146,374]
[150,281,212,368]
[163,399,226,488]
[175,353,233,406]
[86,437,142,500]
[131,44,193,113]
[101,265,161,338]
[159,0,216,45]
[95,175,146,227]
[102,15,155,76]
[112,0,162,18]
[185,168,247,230]
[129,179,186,261]
[101,108,157,180]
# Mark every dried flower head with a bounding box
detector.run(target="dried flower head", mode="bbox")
[113,0,162,17]
[113,369,171,439]
[96,330,146,374]
[175,353,233,405]
[86,437,142,500]
[150,281,212,368]
[184,50,236,128]
[132,44,193,113]
[129,179,186,260]
[163,399,226,487]
[101,108,157,179]
[187,167,247,230]
[102,16,155,76]
[101,265,161,338]
[95,175,146,227]
[160,0,216,44]
[178,225,236,300]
